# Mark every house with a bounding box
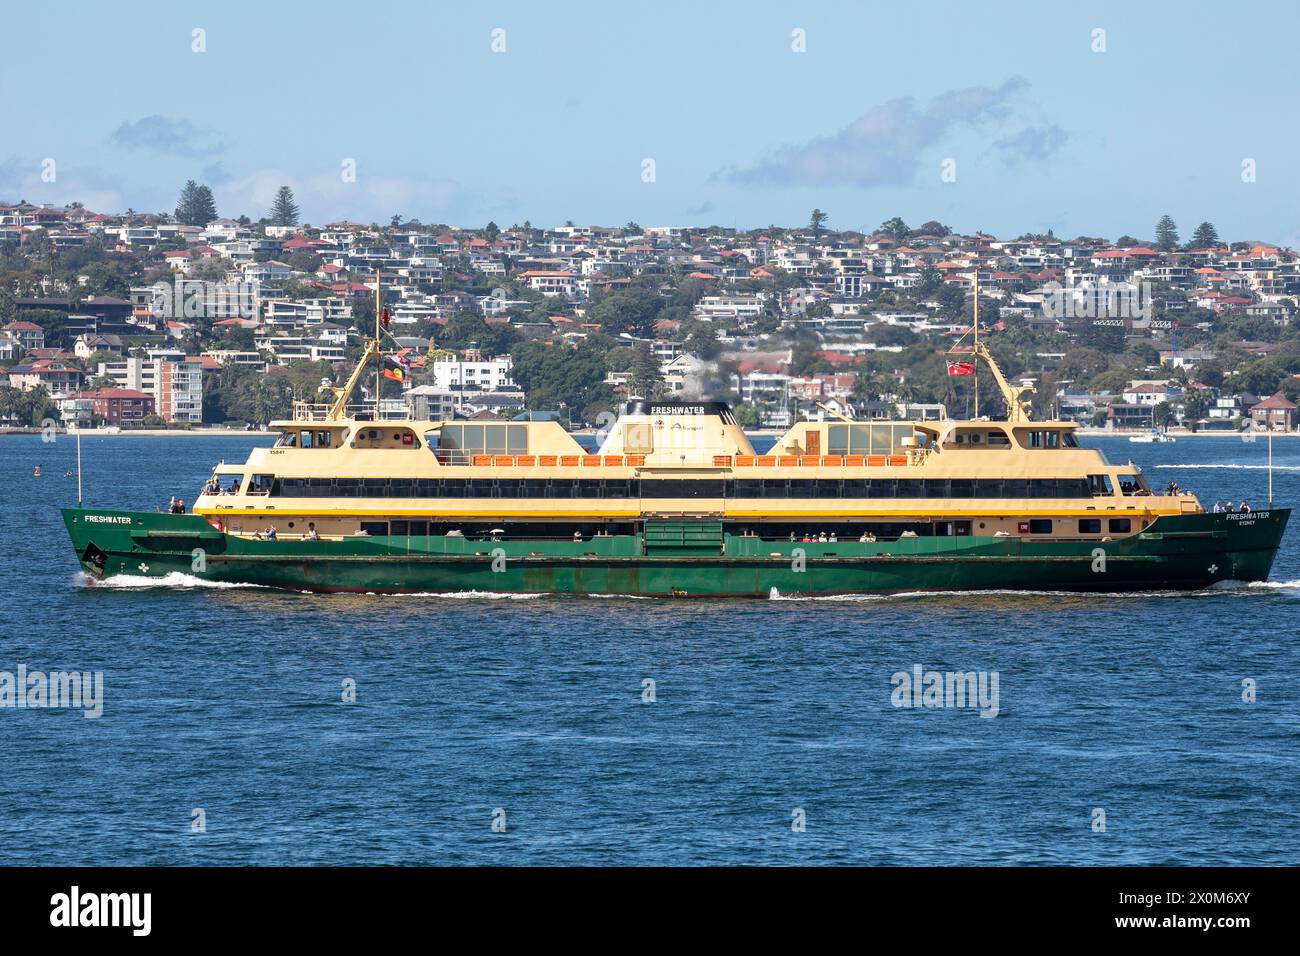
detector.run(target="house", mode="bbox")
[2,320,45,353]
[1249,393,1297,431]
[73,333,125,360]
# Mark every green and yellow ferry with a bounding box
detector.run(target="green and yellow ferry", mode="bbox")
[62,330,1288,596]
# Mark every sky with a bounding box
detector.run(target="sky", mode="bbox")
[2,0,1297,244]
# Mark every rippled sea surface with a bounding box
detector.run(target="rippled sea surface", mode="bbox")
[2,432,1298,865]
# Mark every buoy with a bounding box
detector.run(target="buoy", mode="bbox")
[33,466,42,477]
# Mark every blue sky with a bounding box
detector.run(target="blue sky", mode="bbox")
[2,0,1297,244]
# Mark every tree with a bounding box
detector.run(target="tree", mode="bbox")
[913,220,952,237]
[587,287,662,338]
[1152,401,1173,430]
[1154,215,1179,252]
[269,186,300,227]
[630,342,664,399]
[808,209,829,241]
[878,217,910,241]
[1115,235,1140,247]
[1189,221,1220,249]
[175,180,218,226]
[484,221,500,242]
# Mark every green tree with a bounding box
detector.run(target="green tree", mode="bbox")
[175,180,218,226]
[629,342,664,399]
[587,287,662,338]
[878,217,910,241]
[1152,400,1173,429]
[808,208,829,241]
[269,186,300,227]
[1154,215,1179,252]
[1189,221,1220,249]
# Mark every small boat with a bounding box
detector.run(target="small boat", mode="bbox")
[1130,428,1175,444]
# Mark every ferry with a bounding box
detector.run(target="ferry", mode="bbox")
[61,289,1288,597]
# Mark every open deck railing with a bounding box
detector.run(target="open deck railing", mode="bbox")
[291,401,410,422]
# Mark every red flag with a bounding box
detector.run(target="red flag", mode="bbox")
[946,360,975,376]
[380,307,390,329]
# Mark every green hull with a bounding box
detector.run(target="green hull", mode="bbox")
[61,507,1290,597]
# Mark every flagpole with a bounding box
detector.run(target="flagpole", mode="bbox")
[1268,426,1273,507]
[75,421,83,504]
[374,266,381,420]
[972,258,980,418]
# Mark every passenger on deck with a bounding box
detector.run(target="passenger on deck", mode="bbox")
[828,532,838,543]
[859,531,875,542]
[1212,501,1223,513]
[306,523,319,541]
[1241,501,1252,513]
[1224,501,1236,513]
[264,526,278,540]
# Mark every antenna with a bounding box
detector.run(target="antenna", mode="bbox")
[374,266,382,420]
[75,426,83,509]
[972,258,980,417]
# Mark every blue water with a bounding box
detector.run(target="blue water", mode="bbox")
[2,432,1298,865]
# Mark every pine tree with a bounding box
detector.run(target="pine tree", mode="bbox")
[809,208,829,242]
[1189,221,1220,249]
[630,342,664,399]
[175,180,217,226]
[269,186,299,227]
[1154,214,1179,251]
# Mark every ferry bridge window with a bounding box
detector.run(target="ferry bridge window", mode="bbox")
[1026,430,1062,449]
[278,432,297,447]
[986,431,1011,446]
[299,430,313,448]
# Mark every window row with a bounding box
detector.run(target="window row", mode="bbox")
[272,476,1099,499]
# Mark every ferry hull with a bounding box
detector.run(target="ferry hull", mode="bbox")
[62,508,1289,597]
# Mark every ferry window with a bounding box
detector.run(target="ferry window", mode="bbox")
[300,431,313,449]
[278,478,307,496]
[787,480,815,497]
[1108,518,1132,533]
[359,521,389,536]
[732,478,763,497]
[1088,474,1114,495]
[828,423,915,455]
[334,479,361,497]
[317,431,332,448]
[362,479,389,496]
[389,479,414,497]
[605,480,634,498]
[391,520,429,536]
[641,479,725,498]
[415,479,439,497]
[545,479,572,498]
[813,479,841,498]
[496,479,520,497]
[278,431,297,447]
[1063,433,1079,448]
[466,479,495,497]
[250,474,276,495]
[843,479,870,498]
[894,479,924,497]
[1078,518,1102,534]
[987,431,1011,446]
[1028,519,1053,534]
[948,479,974,498]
